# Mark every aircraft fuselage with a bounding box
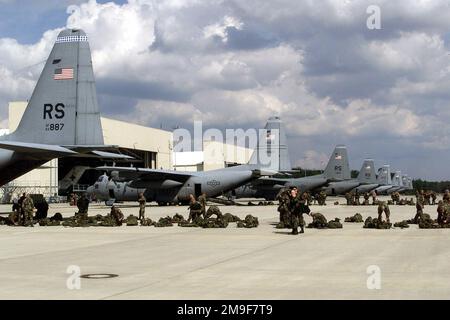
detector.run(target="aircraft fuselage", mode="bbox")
[322,180,360,196]
[350,183,379,194]
[231,175,329,200]
[91,168,257,204]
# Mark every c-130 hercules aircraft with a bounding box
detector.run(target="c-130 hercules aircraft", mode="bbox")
[0,29,129,187]
[95,118,287,205]
[89,116,287,204]
[230,144,351,200]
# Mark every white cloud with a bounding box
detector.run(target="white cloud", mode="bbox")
[203,15,243,42]
[1,0,450,178]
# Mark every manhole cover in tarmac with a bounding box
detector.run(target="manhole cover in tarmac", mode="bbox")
[80,274,119,279]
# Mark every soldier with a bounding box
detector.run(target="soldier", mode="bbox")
[377,201,390,224]
[289,187,311,235]
[198,192,207,218]
[354,191,360,206]
[138,192,146,220]
[345,192,352,206]
[22,194,35,225]
[436,201,447,226]
[276,188,291,227]
[443,189,450,204]
[18,192,26,224]
[204,205,222,220]
[304,191,313,206]
[391,192,398,205]
[371,190,377,205]
[77,193,90,217]
[417,190,425,203]
[414,190,425,223]
[363,193,370,206]
[110,205,124,226]
[187,194,203,223]
[431,191,437,205]
[318,190,327,206]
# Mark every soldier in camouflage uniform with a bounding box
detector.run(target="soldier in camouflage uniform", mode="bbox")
[317,191,327,206]
[304,191,313,206]
[22,194,35,225]
[77,193,90,217]
[431,191,437,205]
[443,190,450,204]
[289,188,311,235]
[363,193,370,206]
[187,194,203,223]
[198,192,207,218]
[436,200,447,226]
[414,190,426,223]
[371,190,377,205]
[395,192,401,205]
[390,192,396,204]
[204,205,223,219]
[276,188,291,227]
[17,193,26,225]
[138,192,146,220]
[110,206,124,226]
[377,202,390,224]
[345,192,352,205]
[436,201,447,226]
[354,191,360,206]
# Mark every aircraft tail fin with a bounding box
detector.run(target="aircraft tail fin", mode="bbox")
[377,165,392,185]
[59,165,91,192]
[402,175,409,190]
[6,29,103,146]
[392,170,402,187]
[322,145,350,180]
[357,159,377,183]
[248,116,291,171]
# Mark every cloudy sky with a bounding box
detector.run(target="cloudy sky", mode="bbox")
[1,0,450,180]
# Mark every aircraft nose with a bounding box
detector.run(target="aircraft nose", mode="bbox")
[86,186,94,194]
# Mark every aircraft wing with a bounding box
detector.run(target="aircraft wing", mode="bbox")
[0,141,133,160]
[63,145,120,152]
[0,141,77,156]
[90,150,133,159]
[68,150,134,159]
[63,145,134,159]
[97,166,192,182]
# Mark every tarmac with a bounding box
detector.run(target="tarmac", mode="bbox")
[0,196,449,300]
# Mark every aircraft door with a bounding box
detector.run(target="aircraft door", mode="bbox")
[109,189,115,199]
[195,184,202,198]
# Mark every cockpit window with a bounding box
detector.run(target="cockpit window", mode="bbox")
[97,176,105,182]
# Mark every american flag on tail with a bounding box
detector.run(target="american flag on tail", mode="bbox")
[54,68,74,80]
